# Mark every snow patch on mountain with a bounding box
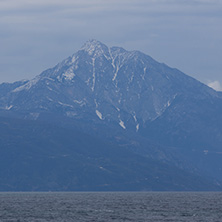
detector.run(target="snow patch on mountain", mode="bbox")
[56,67,76,82]
[47,97,53,102]
[73,100,86,107]
[5,105,13,110]
[96,110,103,120]
[119,120,126,129]
[91,58,96,92]
[58,101,73,108]
[164,94,177,108]
[142,67,146,80]
[132,113,140,132]
[94,99,99,108]
[112,65,119,82]
[109,48,115,69]
[63,69,75,81]
[71,55,78,64]
[136,124,140,132]
[81,39,107,57]
[115,106,120,112]
[13,77,40,92]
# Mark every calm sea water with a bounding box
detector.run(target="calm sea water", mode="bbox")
[0,192,222,222]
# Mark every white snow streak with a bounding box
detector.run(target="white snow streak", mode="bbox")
[109,48,115,69]
[136,124,140,131]
[73,100,86,106]
[47,97,53,102]
[133,113,140,132]
[112,65,119,81]
[115,106,120,112]
[119,120,126,129]
[71,55,77,63]
[92,58,96,91]
[142,67,146,80]
[73,100,83,104]
[58,101,73,108]
[94,99,98,108]
[5,105,13,110]
[96,110,103,120]
[47,86,53,91]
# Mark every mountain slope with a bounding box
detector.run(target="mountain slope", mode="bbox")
[0,116,219,191]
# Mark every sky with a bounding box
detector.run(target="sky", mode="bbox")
[0,0,222,91]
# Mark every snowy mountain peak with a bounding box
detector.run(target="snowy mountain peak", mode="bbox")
[0,39,219,132]
[80,39,109,57]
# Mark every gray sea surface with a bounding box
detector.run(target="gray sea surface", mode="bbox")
[0,192,222,222]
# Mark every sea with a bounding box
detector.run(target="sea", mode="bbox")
[0,192,222,222]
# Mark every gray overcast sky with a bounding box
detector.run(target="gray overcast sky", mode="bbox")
[0,0,222,90]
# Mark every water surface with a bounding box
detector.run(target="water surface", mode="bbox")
[0,192,222,221]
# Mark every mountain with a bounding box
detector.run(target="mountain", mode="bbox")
[0,39,222,191]
[0,40,217,125]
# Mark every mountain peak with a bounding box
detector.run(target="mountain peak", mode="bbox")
[80,39,109,57]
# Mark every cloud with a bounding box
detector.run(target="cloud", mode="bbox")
[208,80,222,91]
